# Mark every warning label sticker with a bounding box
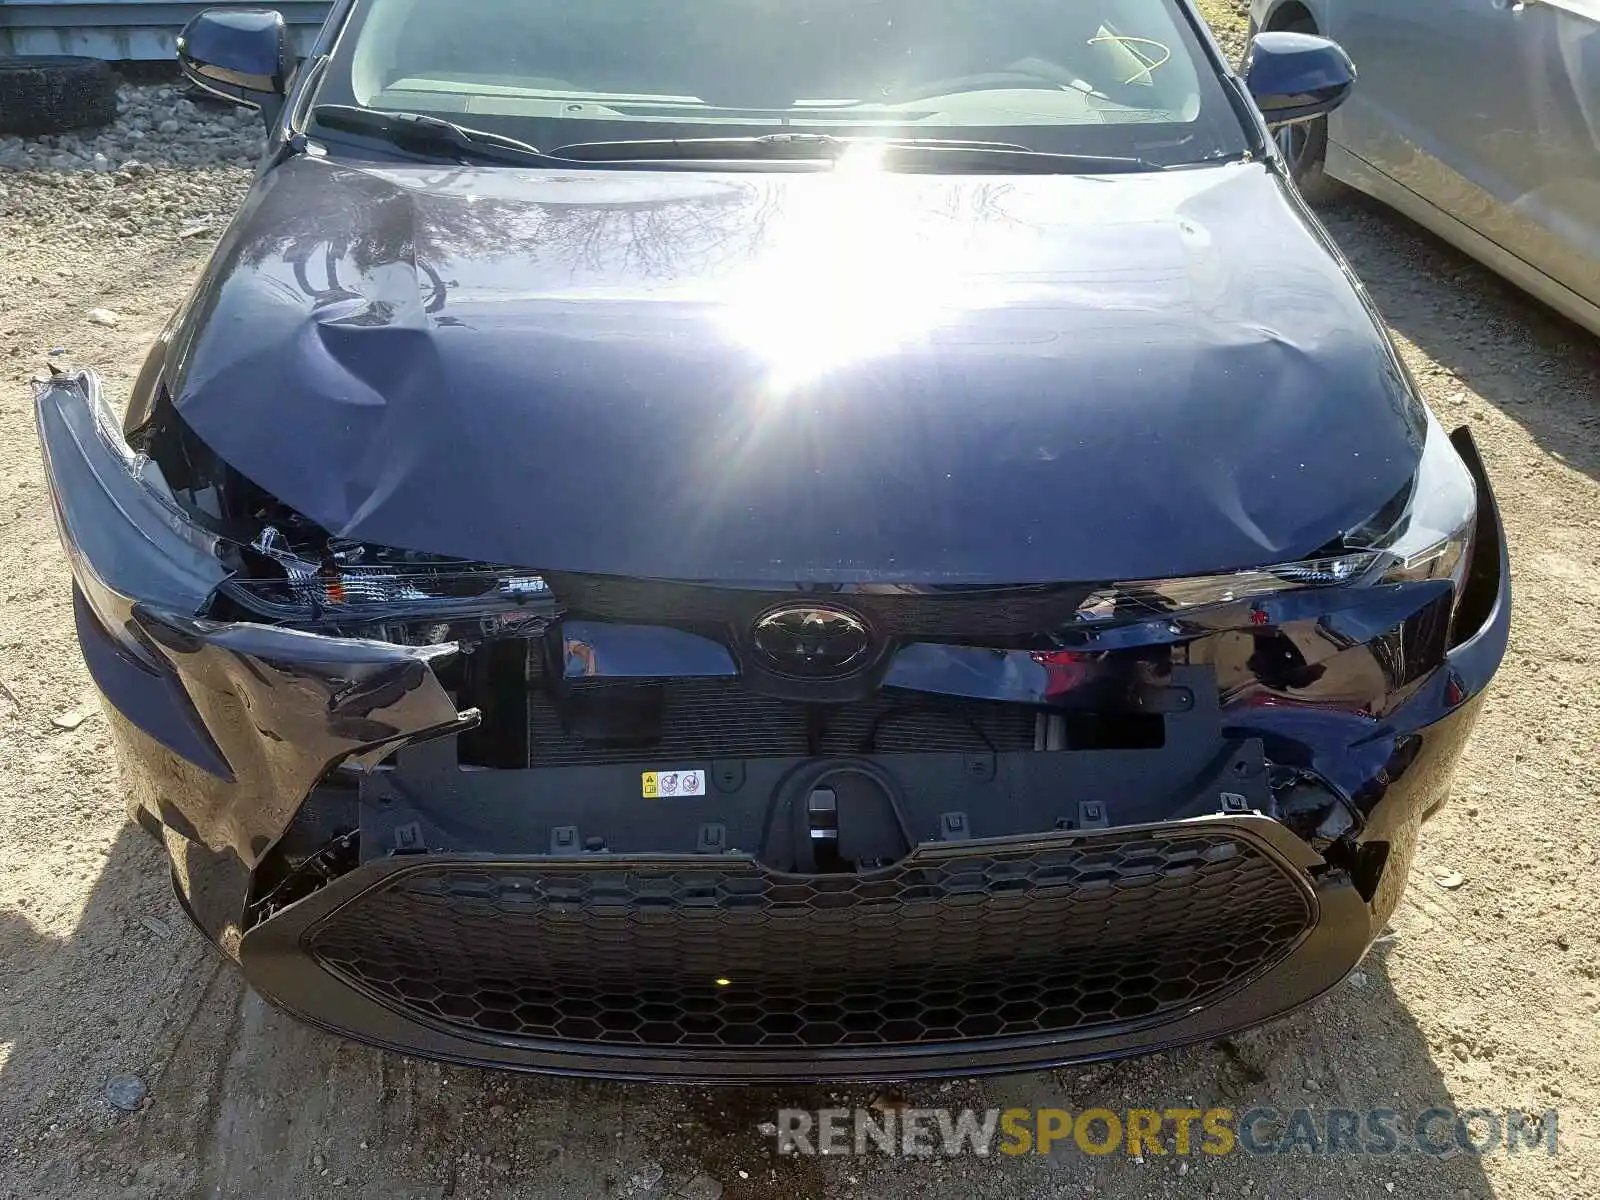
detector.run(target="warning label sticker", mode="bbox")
[642,770,705,798]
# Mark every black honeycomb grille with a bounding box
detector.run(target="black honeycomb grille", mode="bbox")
[307,832,1313,1050]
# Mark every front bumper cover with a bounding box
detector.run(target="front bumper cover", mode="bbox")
[37,368,1512,1079]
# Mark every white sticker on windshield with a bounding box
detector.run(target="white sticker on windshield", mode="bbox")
[642,770,705,798]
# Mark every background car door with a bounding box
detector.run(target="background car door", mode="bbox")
[1330,0,1599,307]
[1501,0,1600,304]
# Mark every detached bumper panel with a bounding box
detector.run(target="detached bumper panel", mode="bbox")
[239,816,1368,1081]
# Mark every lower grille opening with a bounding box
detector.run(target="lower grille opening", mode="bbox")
[306,830,1314,1050]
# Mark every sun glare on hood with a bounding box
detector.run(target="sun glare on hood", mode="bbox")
[718,148,997,396]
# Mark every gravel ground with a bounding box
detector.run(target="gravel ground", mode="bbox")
[3,18,1599,1199]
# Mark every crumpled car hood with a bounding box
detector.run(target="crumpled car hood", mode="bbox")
[167,154,1422,583]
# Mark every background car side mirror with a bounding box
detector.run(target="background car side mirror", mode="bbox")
[1245,31,1356,128]
[177,8,293,122]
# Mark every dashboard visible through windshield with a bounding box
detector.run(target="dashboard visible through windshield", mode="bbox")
[313,0,1250,167]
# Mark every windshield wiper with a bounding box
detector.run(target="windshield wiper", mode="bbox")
[304,116,1162,174]
[310,104,562,166]
[549,133,1163,173]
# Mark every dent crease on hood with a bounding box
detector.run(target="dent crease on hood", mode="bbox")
[167,154,1423,584]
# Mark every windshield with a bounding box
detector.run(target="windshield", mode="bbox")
[313,0,1250,166]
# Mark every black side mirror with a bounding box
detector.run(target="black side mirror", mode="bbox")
[177,8,293,117]
[1245,31,1356,128]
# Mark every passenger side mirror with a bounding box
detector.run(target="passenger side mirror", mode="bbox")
[177,8,293,119]
[1245,31,1356,128]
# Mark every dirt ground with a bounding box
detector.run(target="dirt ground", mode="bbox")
[3,6,1599,1198]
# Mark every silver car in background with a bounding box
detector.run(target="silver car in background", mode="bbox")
[1250,0,1600,336]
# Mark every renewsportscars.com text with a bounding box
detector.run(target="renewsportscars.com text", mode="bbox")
[769,1107,1560,1158]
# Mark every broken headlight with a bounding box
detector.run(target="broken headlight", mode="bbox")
[1340,410,1476,592]
[35,370,555,648]
[35,370,231,659]
[1074,412,1476,623]
[214,526,556,644]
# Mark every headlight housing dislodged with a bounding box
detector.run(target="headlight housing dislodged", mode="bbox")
[215,526,555,644]
[35,370,231,655]
[1345,411,1477,591]
[1072,412,1477,625]
[34,370,557,648]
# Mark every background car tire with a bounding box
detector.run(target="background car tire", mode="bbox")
[1268,16,1344,206]
[0,56,120,137]
[1277,114,1342,205]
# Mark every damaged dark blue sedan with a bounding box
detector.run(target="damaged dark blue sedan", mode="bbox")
[36,0,1509,1081]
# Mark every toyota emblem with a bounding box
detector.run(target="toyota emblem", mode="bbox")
[750,605,874,678]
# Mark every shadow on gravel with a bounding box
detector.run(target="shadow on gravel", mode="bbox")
[1320,195,1600,481]
[0,822,228,1199]
[3,819,1499,1200]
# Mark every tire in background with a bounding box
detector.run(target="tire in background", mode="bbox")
[1270,16,1344,206]
[0,56,120,137]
